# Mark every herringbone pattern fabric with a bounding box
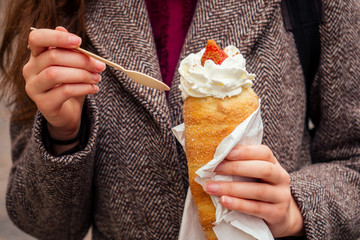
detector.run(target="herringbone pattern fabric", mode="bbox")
[6,0,359,239]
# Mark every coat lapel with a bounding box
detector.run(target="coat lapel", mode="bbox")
[168,0,282,125]
[85,0,171,127]
[85,0,281,128]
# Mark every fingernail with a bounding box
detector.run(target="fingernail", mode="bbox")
[221,196,232,205]
[93,85,99,93]
[205,183,219,194]
[92,74,101,82]
[68,35,81,46]
[95,60,106,71]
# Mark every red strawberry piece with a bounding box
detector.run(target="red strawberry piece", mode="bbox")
[200,39,228,66]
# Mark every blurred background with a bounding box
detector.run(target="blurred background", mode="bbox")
[0,1,36,239]
[0,1,91,239]
[0,108,32,240]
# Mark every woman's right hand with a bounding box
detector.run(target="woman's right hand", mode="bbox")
[23,27,106,142]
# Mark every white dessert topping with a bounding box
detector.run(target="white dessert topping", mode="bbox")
[178,46,255,99]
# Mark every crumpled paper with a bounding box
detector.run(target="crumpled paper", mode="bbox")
[172,100,274,240]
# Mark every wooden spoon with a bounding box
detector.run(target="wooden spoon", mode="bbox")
[30,27,170,91]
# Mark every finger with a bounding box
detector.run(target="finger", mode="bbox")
[55,26,69,33]
[28,28,81,56]
[220,196,275,221]
[35,83,99,113]
[204,181,283,203]
[226,145,277,164]
[30,48,106,75]
[215,160,284,184]
[28,66,102,95]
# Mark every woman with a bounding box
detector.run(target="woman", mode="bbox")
[0,0,359,239]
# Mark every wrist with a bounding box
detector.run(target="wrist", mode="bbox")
[47,124,83,145]
[47,123,81,142]
[289,197,305,236]
[42,110,88,156]
[45,119,85,156]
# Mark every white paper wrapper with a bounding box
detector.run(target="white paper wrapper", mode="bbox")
[172,100,274,240]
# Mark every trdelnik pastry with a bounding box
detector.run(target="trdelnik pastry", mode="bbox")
[179,40,259,240]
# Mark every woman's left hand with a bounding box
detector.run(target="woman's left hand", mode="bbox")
[204,145,304,237]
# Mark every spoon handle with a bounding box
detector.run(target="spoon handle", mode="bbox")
[76,48,169,91]
[75,47,125,72]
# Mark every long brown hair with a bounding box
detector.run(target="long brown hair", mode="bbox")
[0,0,87,123]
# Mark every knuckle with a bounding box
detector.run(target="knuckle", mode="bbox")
[262,164,274,179]
[226,183,236,196]
[79,70,89,82]
[230,197,242,211]
[82,55,91,69]
[222,161,235,174]
[241,145,251,154]
[44,67,57,80]
[251,202,263,216]
[266,152,274,162]
[24,81,33,97]
[262,145,273,159]
[261,144,271,151]
[28,31,37,45]
[54,31,64,46]
[284,187,292,199]
[22,63,30,79]
[218,182,230,196]
[282,171,291,185]
[61,84,72,97]
[47,49,59,62]
[283,192,292,203]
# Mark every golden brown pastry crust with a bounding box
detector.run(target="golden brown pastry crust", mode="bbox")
[183,87,259,240]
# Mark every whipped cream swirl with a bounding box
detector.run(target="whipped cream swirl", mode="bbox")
[178,46,255,99]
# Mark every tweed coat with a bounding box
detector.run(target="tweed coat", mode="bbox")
[6,0,360,239]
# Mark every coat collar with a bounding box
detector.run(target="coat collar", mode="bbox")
[85,0,281,126]
[85,0,172,127]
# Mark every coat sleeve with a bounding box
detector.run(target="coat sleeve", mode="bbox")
[289,0,360,239]
[6,97,99,239]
